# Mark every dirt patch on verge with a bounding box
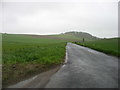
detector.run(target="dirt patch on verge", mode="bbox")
[8,65,61,88]
[2,63,61,88]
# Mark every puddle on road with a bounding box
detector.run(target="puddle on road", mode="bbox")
[87,49,99,54]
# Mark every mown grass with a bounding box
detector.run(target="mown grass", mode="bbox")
[74,38,120,57]
[2,34,66,87]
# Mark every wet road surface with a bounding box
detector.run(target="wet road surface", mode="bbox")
[45,43,118,88]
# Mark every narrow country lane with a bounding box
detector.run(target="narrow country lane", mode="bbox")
[45,43,118,88]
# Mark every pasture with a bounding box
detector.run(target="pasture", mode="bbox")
[74,38,120,57]
[2,34,66,87]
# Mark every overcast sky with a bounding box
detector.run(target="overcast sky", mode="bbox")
[0,0,119,38]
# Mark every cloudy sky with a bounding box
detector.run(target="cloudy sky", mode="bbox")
[0,0,119,38]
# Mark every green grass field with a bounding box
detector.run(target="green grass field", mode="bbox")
[29,34,82,42]
[74,38,120,57]
[2,33,119,87]
[51,34,81,41]
[2,34,67,87]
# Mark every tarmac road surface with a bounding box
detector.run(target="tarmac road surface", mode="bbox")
[45,43,118,88]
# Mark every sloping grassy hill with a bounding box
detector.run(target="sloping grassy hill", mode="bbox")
[63,31,99,41]
[2,34,67,87]
[75,38,120,57]
[28,31,99,42]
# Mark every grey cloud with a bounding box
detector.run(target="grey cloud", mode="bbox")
[1,1,118,38]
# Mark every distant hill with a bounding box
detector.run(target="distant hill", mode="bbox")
[62,31,99,41]
[4,31,100,42]
[27,31,100,42]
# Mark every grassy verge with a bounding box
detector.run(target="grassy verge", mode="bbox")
[74,38,120,57]
[0,33,2,64]
[2,34,66,87]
